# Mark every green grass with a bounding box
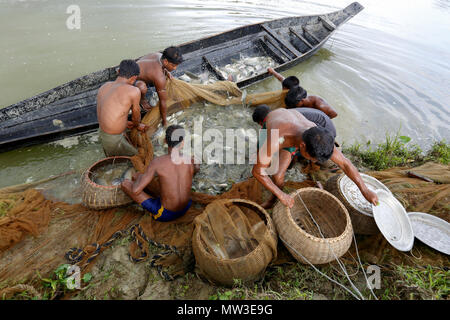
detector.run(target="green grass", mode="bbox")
[424,140,449,165]
[394,265,449,300]
[344,132,423,171]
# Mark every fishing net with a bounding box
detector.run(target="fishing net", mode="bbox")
[0,78,448,298]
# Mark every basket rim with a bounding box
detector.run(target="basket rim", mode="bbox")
[83,156,132,190]
[194,198,277,263]
[275,187,352,244]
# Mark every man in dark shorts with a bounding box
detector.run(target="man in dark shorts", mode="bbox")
[251,106,378,208]
[135,46,184,127]
[96,59,148,157]
[121,125,199,222]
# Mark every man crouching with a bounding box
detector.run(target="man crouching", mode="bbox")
[121,125,199,222]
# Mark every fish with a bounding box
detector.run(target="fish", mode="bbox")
[121,167,136,181]
[149,91,159,107]
[185,71,200,80]
[178,74,191,82]
[94,177,108,186]
[111,178,122,186]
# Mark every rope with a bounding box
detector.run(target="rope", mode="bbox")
[295,193,367,300]
[279,235,362,300]
[0,284,41,300]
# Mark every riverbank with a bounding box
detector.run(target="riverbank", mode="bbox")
[1,137,448,301]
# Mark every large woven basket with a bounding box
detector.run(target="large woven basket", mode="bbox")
[272,188,353,265]
[325,174,379,235]
[192,199,278,286]
[81,156,133,210]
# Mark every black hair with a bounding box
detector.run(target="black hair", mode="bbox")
[282,76,300,90]
[284,85,307,108]
[252,104,271,124]
[302,126,335,162]
[118,59,140,79]
[162,46,183,65]
[165,125,185,148]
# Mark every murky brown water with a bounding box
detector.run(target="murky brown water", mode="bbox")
[0,0,449,190]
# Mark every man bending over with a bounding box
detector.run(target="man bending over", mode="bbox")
[252,108,378,208]
[136,46,184,127]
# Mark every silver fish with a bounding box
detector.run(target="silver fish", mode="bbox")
[185,71,200,80]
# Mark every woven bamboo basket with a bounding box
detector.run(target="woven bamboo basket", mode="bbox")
[325,174,380,235]
[272,188,353,265]
[192,199,278,286]
[81,156,133,210]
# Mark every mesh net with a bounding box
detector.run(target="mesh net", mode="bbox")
[0,79,448,297]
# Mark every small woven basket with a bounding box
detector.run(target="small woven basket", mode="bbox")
[272,188,353,265]
[325,174,379,235]
[192,199,278,286]
[81,156,133,210]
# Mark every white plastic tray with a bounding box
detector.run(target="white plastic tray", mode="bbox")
[372,190,414,252]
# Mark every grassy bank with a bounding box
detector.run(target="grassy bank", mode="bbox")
[343,133,449,170]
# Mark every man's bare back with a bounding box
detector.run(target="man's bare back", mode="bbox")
[140,154,195,211]
[97,81,141,134]
[121,125,198,221]
[137,52,166,86]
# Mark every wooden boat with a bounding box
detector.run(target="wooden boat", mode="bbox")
[0,2,363,152]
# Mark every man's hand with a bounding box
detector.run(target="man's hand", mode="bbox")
[279,192,295,208]
[141,100,152,112]
[267,67,275,75]
[137,123,149,132]
[132,172,140,182]
[362,189,379,206]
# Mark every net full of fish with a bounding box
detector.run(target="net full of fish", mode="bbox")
[151,102,306,195]
[91,163,136,186]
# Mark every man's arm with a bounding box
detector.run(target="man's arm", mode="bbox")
[191,157,200,175]
[130,88,142,127]
[267,67,285,83]
[330,147,379,205]
[155,78,169,127]
[135,80,152,111]
[300,96,338,119]
[252,130,294,208]
[132,161,158,194]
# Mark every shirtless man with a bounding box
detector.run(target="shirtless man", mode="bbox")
[252,108,378,208]
[268,67,337,119]
[268,67,299,90]
[121,125,199,222]
[97,59,148,157]
[136,46,184,127]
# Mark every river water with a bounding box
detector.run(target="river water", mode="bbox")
[0,0,449,190]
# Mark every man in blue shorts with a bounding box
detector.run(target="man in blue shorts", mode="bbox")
[121,125,199,222]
